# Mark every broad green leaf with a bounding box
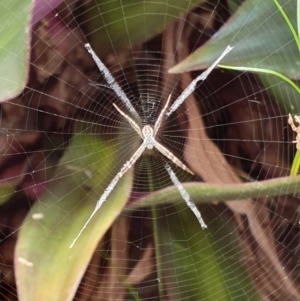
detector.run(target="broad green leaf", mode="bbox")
[0,0,33,101]
[156,204,262,300]
[228,0,244,14]
[0,159,28,204]
[83,0,206,57]
[0,186,17,204]
[130,174,300,209]
[273,0,300,51]
[0,174,24,205]
[259,73,300,116]
[216,65,300,114]
[258,72,300,115]
[170,0,299,79]
[15,122,133,301]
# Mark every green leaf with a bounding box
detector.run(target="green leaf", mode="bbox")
[170,0,299,79]
[216,65,300,114]
[0,151,43,205]
[290,149,300,176]
[83,0,206,57]
[157,204,262,300]
[0,0,33,101]
[0,175,24,205]
[257,73,300,114]
[273,0,300,51]
[15,122,133,301]
[228,0,244,14]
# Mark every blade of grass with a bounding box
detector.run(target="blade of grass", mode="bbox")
[218,64,300,175]
[297,0,300,39]
[218,65,300,94]
[290,149,300,176]
[273,0,300,51]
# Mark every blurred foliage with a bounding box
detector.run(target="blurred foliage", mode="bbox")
[0,0,32,101]
[83,0,207,56]
[1,0,300,300]
[16,121,133,301]
[157,204,262,300]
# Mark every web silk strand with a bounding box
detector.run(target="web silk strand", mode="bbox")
[69,44,233,247]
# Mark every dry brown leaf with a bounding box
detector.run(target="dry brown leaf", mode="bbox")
[125,243,153,285]
[93,216,153,300]
[161,16,300,300]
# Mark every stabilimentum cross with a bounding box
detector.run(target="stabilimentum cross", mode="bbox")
[70,43,233,248]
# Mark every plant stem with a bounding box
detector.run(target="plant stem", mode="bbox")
[146,159,164,301]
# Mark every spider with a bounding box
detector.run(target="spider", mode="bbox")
[70,43,233,248]
[288,113,300,149]
[112,95,194,175]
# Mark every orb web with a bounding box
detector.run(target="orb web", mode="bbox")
[0,0,299,301]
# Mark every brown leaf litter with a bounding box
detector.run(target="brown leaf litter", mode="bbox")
[0,2,299,300]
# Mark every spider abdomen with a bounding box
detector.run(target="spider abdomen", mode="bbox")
[142,125,155,149]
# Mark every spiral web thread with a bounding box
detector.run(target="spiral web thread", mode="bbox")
[0,0,300,300]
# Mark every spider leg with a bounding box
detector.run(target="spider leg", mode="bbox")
[294,115,300,124]
[164,163,207,229]
[288,114,296,130]
[113,103,143,138]
[288,114,300,149]
[153,140,194,175]
[166,45,233,117]
[70,142,147,248]
[154,94,172,136]
[85,43,139,119]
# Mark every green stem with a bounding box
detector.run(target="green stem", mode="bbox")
[147,159,164,300]
[273,0,300,51]
[128,174,300,209]
[151,204,164,300]
[218,65,300,94]
[290,150,300,175]
[125,283,143,301]
[298,0,300,38]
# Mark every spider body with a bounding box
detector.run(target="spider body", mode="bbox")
[288,113,300,149]
[112,95,194,176]
[142,125,155,149]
